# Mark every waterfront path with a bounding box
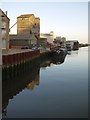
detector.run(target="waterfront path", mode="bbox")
[2,49,33,55]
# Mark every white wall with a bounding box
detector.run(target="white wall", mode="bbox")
[47,36,54,43]
[40,34,54,43]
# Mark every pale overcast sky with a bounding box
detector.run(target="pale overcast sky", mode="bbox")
[0,1,88,43]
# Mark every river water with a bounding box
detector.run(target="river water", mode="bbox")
[2,47,88,118]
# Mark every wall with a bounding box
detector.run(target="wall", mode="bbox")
[38,38,47,47]
[40,32,54,44]
[2,50,40,67]
[0,9,9,50]
[10,39,29,47]
[17,16,31,35]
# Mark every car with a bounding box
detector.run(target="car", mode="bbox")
[21,46,29,49]
[32,46,38,50]
[38,46,44,50]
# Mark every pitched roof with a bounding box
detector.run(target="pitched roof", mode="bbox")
[9,34,29,40]
[35,17,40,20]
[0,9,10,20]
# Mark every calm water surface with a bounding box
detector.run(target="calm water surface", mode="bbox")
[3,47,88,118]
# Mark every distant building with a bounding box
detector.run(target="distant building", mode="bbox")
[38,38,47,47]
[66,40,79,50]
[40,31,54,44]
[0,9,10,49]
[10,14,40,48]
[9,34,38,49]
[54,36,66,47]
[9,34,37,49]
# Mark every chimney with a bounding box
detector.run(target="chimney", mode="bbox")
[5,11,7,16]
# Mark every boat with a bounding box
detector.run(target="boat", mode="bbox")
[49,48,67,64]
[49,47,67,59]
[66,40,79,51]
[66,43,73,51]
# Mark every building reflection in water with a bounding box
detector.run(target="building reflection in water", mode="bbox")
[2,57,40,117]
[27,74,39,90]
[2,52,67,117]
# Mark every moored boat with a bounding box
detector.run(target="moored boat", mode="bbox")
[49,48,67,64]
[49,47,67,59]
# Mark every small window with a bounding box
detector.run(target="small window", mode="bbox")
[30,30,32,34]
[1,15,5,17]
[22,18,25,20]
[2,39,6,49]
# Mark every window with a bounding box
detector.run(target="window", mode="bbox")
[2,30,6,39]
[2,39,6,49]
[22,18,25,20]
[2,22,6,29]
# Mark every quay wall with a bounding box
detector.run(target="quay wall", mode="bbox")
[2,50,51,81]
[2,50,50,111]
[2,49,40,68]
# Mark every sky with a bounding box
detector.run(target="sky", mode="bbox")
[0,1,88,43]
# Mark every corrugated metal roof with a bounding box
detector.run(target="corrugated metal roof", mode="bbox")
[0,9,10,20]
[40,33,53,36]
[10,34,28,40]
[66,40,78,42]
[9,34,37,40]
